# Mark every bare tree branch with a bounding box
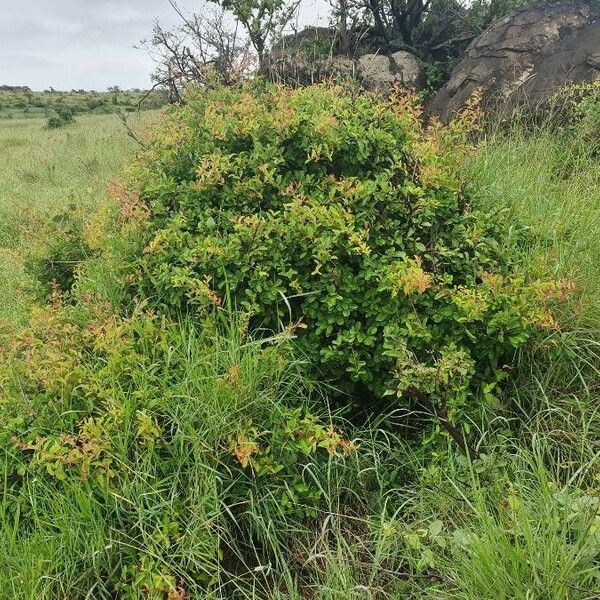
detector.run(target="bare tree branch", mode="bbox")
[141,4,255,100]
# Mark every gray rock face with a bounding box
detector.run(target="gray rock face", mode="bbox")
[428,0,600,121]
[266,27,421,91]
[358,51,421,91]
[391,51,422,86]
[358,54,395,91]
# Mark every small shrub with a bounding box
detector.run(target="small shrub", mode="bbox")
[111,83,560,430]
[548,78,600,140]
[0,302,348,596]
[46,106,75,129]
[26,204,91,296]
[568,79,600,146]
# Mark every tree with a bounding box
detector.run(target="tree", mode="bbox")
[340,0,511,73]
[328,0,370,55]
[359,0,531,56]
[210,0,301,69]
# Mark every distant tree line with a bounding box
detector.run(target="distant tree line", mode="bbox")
[0,89,169,122]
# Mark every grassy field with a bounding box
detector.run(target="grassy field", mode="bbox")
[0,89,168,120]
[0,111,159,326]
[0,89,599,598]
[468,126,600,325]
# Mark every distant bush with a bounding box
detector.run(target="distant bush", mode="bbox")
[113,83,561,430]
[46,106,76,128]
[85,97,107,111]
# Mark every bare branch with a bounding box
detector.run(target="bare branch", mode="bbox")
[116,108,147,149]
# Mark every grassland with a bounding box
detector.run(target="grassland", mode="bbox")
[0,90,599,598]
[0,89,168,120]
[0,111,159,326]
[469,126,600,325]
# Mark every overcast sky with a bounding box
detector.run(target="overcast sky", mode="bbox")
[0,0,329,91]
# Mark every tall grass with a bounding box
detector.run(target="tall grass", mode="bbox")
[0,112,158,326]
[404,428,600,599]
[467,122,600,325]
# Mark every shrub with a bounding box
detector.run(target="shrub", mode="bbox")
[109,83,561,429]
[46,106,75,128]
[0,301,352,596]
[546,79,600,141]
[567,79,600,145]
[26,204,91,297]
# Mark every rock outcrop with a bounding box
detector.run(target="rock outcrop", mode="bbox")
[0,85,32,93]
[428,0,600,121]
[266,27,421,91]
[358,51,422,91]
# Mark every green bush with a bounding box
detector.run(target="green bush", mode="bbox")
[112,84,560,427]
[26,204,91,297]
[1,81,598,600]
[567,80,600,146]
[46,106,76,129]
[0,303,354,597]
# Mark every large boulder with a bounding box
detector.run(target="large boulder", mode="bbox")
[358,51,422,91]
[428,0,600,121]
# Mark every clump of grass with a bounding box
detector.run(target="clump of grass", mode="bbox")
[404,430,600,599]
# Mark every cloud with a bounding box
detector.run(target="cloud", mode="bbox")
[0,0,185,89]
[0,0,329,90]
